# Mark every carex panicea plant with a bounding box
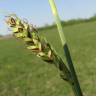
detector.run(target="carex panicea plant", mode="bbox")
[5,0,83,96]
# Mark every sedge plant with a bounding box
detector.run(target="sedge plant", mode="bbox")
[5,9,83,95]
[5,1,83,94]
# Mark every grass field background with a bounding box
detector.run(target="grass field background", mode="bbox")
[0,21,96,96]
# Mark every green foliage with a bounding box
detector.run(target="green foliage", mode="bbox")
[39,15,96,31]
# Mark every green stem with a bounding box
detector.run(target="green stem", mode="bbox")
[48,0,66,46]
[48,0,83,96]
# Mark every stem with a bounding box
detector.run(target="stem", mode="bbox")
[48,0,83,96]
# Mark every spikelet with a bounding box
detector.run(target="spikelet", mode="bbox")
[6,15,55,61]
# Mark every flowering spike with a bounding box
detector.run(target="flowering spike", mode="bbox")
[6,14,72,84]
